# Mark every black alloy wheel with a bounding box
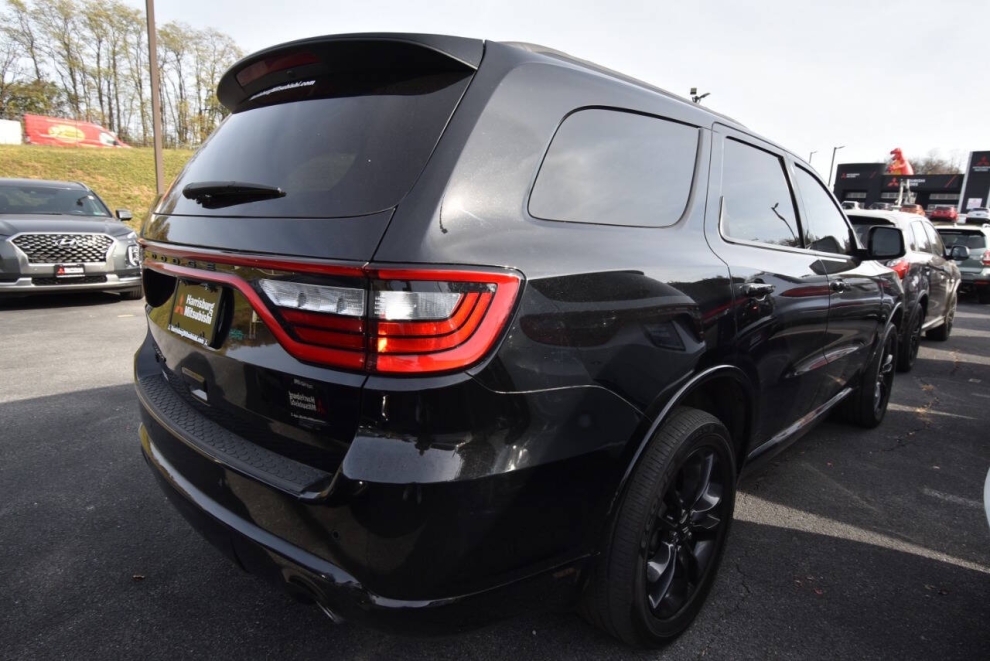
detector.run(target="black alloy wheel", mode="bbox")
[643,447,726,619]
[872,339,895,419]
[838,323,897,429]
[897,306,922,372]
[580,407,736,647]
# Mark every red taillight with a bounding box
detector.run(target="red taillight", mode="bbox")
[144,252,521,375]
[886,258,910,279]
[982,250,990,266]
[368,269,520,374]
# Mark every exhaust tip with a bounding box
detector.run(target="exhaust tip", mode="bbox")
[286,575,345,625]
[316,600,345,625]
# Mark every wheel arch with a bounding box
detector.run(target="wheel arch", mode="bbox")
[608,365,756,518]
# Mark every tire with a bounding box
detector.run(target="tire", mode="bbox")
[926,294,955,341]
[580,407,736,648]
[979,290,990,305]
[896,305,922,372]
[837,323,897,429]
[119,287,143,301]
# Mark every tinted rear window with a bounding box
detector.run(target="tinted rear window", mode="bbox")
[528,109,699,227]
[848,216,898,247]
[158,71,471,218]
[938,231,987,249]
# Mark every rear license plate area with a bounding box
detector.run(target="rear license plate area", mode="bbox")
[168,280,224,348]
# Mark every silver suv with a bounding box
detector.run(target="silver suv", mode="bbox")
[936,224,990,303]
[0,178,142,299]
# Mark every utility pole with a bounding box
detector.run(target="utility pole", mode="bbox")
[828,145,845,187]
[146,0,164,195]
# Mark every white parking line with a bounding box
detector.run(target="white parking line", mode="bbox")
[922,488,983,510]
[736,494,990,575]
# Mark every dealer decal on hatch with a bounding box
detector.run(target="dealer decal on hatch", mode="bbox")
[287,377,330,428]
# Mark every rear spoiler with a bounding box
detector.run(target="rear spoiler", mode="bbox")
[217,33,484,111]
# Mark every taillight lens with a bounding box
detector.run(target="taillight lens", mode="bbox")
[982,250,990,266]
[259,280,365,316]
[257,269,521,374]
[886,258,910,279]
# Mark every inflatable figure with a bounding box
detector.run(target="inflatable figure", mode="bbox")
[886,148,914,176]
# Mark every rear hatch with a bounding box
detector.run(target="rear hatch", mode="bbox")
[140,36,484,474]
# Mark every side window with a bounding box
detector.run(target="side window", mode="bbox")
[923,223,944,256]
[529,109,699,227]
[720,138,800,247]
[911,222,931,252]
[793,167,854,255]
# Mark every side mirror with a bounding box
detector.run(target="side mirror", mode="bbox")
[116,209,133,221]
[948,245,971,261]
[866,225,905,260]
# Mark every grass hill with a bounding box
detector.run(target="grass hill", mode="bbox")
[0,145,194,230]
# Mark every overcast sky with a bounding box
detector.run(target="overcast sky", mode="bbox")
[142,0,987,173]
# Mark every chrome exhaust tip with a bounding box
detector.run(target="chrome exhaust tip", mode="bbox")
[316,600,345,624]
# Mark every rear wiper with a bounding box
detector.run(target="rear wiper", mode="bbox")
[181,181,286,209]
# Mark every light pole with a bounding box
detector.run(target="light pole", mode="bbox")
[146,0,164,195]
[827,145,845,187]
[809,150,817,166]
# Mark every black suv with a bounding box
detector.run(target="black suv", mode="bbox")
[135,34,905,647]
[847,211,965,370]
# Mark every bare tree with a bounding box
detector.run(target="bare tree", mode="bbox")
[911,149,964,175]
[2,0,243,145]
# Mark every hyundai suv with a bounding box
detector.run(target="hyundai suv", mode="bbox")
[847,210,964,370]
[134,34,905,647]
[0,178,141,299]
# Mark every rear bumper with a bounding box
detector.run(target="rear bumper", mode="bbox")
[140,426,589,633]
[132,333,638,633]
[959,272,990,292]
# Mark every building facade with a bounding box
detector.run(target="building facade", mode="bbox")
[833,150,990,211]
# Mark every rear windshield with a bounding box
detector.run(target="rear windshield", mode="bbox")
[0,184,110,217]
[938,231,987,249]
[158,71,471,218]
[847,216,891,244]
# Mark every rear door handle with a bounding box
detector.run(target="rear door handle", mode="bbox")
[829,279,848,293]
[739,282,776,298]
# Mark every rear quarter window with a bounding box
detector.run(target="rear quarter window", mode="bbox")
[528,109,700,227]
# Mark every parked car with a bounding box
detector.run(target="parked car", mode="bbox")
[134,34,906,648]
[847,211,965,370]
[0,178,141,298]
[965,207,990,222]
[936,224,990,303]
[900,203,926,216]
[841,200,862,210]
[929,205,959,223]
[869,202,895,211]
[985,468,990,530]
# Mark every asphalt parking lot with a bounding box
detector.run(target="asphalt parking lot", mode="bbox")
[2,293,989,660]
